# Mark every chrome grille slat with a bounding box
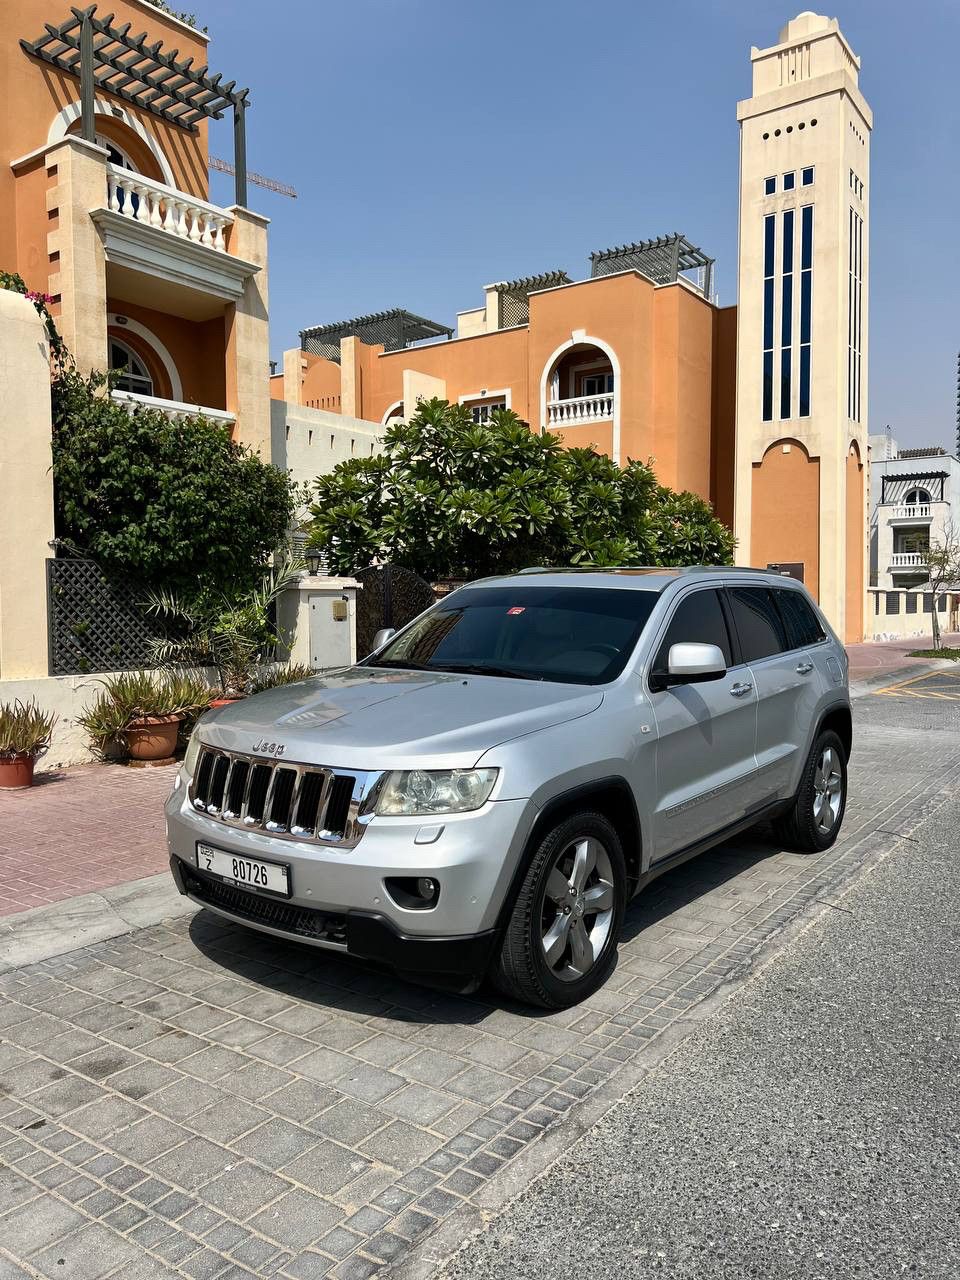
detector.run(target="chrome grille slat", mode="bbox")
[189,748,373,848]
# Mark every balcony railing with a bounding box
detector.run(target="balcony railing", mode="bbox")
[106,164,232,252]
[111,389,235,427]
[890,552,928,568]
[547,392,614,426]
[888,503,932,520]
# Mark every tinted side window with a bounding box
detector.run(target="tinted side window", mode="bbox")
[728,587,787,662]
[775,588,825,648]
[655,590,733,671]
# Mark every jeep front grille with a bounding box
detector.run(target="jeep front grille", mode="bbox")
[189,748,373,847]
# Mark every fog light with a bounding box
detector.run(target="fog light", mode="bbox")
[385,876,442,910]
[416,877,439,902]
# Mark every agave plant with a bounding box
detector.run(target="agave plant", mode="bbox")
[0,699,56,760]
[77,671,214,758]
[248,662,316,694]
[144,557,303,697]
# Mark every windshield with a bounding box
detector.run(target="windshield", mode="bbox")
[368,585,659,684]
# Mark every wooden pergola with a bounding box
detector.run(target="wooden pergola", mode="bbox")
[21,5,252,205]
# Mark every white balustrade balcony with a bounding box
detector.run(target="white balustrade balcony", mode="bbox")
[887,503,932,521]
[890,552,928,568]
[111,388,236,428]
[91,167,259,312]
[547,392,615,427]
[106,165,231,251]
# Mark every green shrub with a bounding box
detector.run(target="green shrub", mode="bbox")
[51,367,300,597]
[0,699,56,760]
[307,399,734,579]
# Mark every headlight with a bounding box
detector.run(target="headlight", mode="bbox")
[182,731,203,778]
[369,768,499,816]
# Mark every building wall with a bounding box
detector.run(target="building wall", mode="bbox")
[734,12,871,642]
[751,439,821,600]
[270,401,383,494]
[290,272,733,508]
[845,441,865,641]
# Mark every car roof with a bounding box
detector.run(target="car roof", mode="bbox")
[462,567,802,592]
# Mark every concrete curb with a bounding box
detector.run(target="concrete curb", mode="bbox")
[0,872,195,973]
[848,655,958,698]
[386,768,958,1279]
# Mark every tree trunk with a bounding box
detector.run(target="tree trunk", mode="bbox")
[931,590,941,650]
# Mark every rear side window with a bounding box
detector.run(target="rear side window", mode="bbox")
[775,588,826,648]
[654,589,733,671]
[727,587,787,662]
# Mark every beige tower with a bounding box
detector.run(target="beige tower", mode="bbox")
[733,12,871,642]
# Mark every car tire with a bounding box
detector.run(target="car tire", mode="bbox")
[773,729,848,853]
[492,811,626,1009]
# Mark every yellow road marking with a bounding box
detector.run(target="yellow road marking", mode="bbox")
[874,667,960,700]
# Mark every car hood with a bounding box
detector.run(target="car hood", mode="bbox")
[198,666,603,769]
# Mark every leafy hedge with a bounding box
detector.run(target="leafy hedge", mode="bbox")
[51,368,298,597]
[308,398,735,579]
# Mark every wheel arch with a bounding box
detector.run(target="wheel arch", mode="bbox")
[817,703,853,761]
[494,777,642,935]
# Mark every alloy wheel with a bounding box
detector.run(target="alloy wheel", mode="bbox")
[812,746,843,836]
[540,836,616,983]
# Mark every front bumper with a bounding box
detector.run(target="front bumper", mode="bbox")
[170,854,499,987]
[165,772,536,980]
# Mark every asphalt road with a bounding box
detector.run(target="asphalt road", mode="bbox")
[439,747,960,1277]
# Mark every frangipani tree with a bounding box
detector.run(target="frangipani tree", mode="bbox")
[307,399,734,579]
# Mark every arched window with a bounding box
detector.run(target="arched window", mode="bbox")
[96,134,137,172]
[904,488,931,506]
[110,339,154,396]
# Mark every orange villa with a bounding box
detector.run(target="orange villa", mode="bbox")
[273,242,738,529]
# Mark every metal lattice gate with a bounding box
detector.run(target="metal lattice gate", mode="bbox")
[353,565,437,658]
[47,558,161,676]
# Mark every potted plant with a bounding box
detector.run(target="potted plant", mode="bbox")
[145,557,302,700]
[0,699,56,788]
[78,672,212,763]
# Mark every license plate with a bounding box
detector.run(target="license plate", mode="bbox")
[196,843,291,898]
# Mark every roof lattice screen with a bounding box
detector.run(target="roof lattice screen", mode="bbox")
[21,5,248,132]
[300,309,453,361]
[494,271,571,329]
[590,234,714,297]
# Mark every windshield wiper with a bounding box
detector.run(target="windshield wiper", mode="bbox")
[430,663,541,681]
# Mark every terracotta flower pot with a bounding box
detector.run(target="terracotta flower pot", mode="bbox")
[126,714,183,762]
[0,753,35,789]
[209,696,244,708]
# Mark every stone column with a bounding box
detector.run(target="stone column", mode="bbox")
[45,136,109,376]
[0,292,55,679]
[225,206,271,458]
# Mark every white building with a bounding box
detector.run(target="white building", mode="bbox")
[868,435,960,637]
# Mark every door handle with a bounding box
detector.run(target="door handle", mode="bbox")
[730,681,753,697]
[795,661,814,675]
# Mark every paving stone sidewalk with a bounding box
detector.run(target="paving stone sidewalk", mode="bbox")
[1,696,958,1280]
[0,765,173,916]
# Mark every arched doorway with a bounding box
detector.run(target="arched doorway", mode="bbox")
[541,338,620,462]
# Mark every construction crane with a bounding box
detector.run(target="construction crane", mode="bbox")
[208,155,296,199]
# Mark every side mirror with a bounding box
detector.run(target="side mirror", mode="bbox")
[370,627,396,654]
[652,642,727,689]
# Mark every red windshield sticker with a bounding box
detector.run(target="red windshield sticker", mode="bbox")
[507,606,526,615]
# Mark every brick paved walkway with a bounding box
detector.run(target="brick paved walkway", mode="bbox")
[1,694,958,1280]
[0,766,173,916]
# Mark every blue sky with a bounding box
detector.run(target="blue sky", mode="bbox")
[201,0,960,449]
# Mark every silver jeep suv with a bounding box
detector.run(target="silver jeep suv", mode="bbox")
[167,568,851,1008]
